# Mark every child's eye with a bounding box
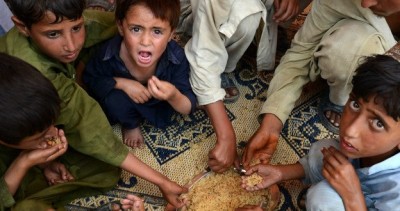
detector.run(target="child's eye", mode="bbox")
[72,26,82,33]
[131,27,140,33]
[349,100,360,111]
[371,119,385,130]
[153,29,162,35]
[47,31,60,39]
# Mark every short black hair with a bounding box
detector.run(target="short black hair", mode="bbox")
[115,0,180,29]
[6,0,86,29]
[0,53,61,144]
[352,54,400,121]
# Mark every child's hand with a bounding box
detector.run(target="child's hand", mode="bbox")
[160,180,188,210]
[42,161,74,185]
[273,0,300,23]
[124,80,152,104]
[241,164,282,191]
[147,76,178,101]
[19,129,68,168]
[111,194,145,211]
[321,147,365,207]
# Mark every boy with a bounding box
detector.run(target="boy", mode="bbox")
[0,53,113,209]
[83,0,197,148]
[0,0,187,209]
[239,54,400,210]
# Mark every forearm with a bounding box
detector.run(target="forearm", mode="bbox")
[114,77,129,91]
[120,153,169,186]
[4,158,30,195]
[205,101,235,141]
[168,92,192,114]
[343,194,367,211]
[277,163,305,181]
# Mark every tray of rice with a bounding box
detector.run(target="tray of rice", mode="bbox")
[179,168,280,211]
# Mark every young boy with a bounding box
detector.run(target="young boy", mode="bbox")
[0,53,111,209]
[0,0,187,209]
[240,54,400,210]
[83,0,197,148]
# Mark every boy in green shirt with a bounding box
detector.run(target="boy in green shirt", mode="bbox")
[0,0,186,209]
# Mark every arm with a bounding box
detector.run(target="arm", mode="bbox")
[114,77,151,104]
[242,113,282,167]
[321,147,367,211]
[4,138,68,195]
[120,153,187,208]
[241,163,305,191]
[205,101,237,173]
[147,76,192,114]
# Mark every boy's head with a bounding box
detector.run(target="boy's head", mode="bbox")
[6,0,86,63]
[115,0,180,30]
[339,54,400,162]
[114,0,180,72]
[0,53,61,148]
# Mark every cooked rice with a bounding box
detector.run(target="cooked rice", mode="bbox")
[183,169,270,211]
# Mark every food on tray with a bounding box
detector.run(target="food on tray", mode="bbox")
[243,173,263,187]
[46,136,61,146]
[181,169,278,211]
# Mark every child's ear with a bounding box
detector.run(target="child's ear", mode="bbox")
[168,29,176,42]
[116,20,124,36]
[11,16,29,37]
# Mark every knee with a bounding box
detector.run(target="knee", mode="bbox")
[306,182,345,211]
[315,19,386,82]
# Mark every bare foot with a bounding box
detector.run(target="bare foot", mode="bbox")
[122,127,144,148]
[324,110,341,128]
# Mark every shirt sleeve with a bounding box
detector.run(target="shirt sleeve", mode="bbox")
[259,0,395,124]
[52,73,129,167]
[0,176,15,208]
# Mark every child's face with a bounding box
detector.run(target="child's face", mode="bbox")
[20,11,85,64]
[0,125,58,150]
[361,0,400,16]
[339,94,400,161]
[117,4,174,72]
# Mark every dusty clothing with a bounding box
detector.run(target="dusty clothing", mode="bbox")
[261,0,396,124]
[0,10,129,209]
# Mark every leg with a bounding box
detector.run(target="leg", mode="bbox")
[313,19,385,130]
[306,181,345,211]
[102,90,143,147]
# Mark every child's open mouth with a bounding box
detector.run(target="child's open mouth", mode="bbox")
[138,51,152,64]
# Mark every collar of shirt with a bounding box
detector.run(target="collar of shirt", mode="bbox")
[354,153,400,175]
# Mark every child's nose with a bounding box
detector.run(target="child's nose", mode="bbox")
[63,34,78,52]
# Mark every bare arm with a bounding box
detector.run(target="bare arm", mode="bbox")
[205,101,237,173]
[242,113,282,167]
[147,76,192,114]
[120,153,187,208]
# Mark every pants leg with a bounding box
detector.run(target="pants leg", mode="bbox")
[102,89,141,129]
[312,19,386,106]
[224,11,262,72]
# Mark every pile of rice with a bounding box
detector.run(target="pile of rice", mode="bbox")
[181,169,271,211]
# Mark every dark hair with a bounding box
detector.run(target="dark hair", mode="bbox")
[352,54,400,120]
[0,53,61,144]
[5,0,86,29]
[115,0,180,29]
